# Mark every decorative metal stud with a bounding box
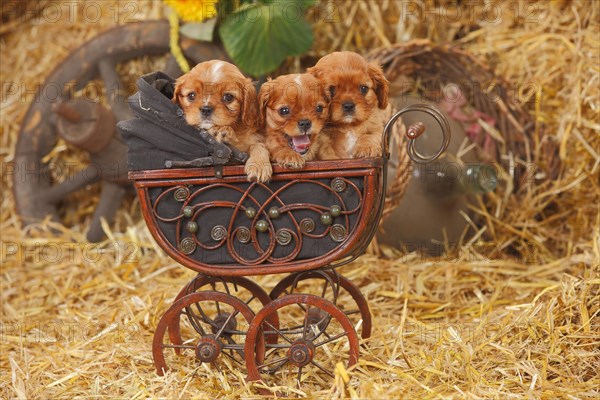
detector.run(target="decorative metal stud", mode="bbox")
[174,187,190,202]
[255,220,268,232]
[320,212,333,226]
[236,227,251,243]
[182,206,193,218]
[245,207,257,219]
[276,229,293,246]
[331,178,347,192]
[300,218,315,233]
[330,205,341,217]
[329,224,347,242]
[178,237,196,254]
[186,221,198,233]
[268,206,280,219]
[210,225,227,241]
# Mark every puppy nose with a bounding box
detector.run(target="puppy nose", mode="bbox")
[201,106,213,117]
[298,119,312,131]
[342,102,355,113]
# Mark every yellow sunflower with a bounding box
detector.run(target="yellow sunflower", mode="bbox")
[164,0,219,22]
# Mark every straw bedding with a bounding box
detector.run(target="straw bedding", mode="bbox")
[1,1,598,398]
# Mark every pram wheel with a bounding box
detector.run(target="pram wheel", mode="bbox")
[244,294,359,389]
[167,275,280,347]
[153,291,264,375]
[269,270,372,339]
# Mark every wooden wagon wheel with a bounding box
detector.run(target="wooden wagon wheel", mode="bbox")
[153,291,265,375]
[269,270,372,339]
[167,275,280,347]
[13,20,226,242]
[245,294,359,390]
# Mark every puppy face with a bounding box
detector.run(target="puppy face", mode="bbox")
[173,60,257,131]
[259,74,329,155]
[308,51,389,126]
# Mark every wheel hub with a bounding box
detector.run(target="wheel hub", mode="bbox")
[288,339,315,367]
[195,334,222,363]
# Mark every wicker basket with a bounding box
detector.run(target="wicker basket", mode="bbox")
[370,39,560,218]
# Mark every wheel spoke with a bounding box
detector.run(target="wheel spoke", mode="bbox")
[161,344,195,350]
[222,349,244,366]
[86,182,127,243]
[44,166,99,204]
[221,329,247,335]
[283,286,309,313]
[221,344,245,350]
[310,360,334,378]
[295,302,308,313]
[297,366,303,386]
[302,304,311,340]
[265,343,293,349]
[185,307,207,336]
[258,356,288,369]
[320,280,329,298]
[194,302,217,328]
[214,309,240,340]
[264,347,282,361]
[315,331,347,347]
[264,320,294,345]
[98,59,131,121]
[265,323,305,335]
[268,358,289,374]
[222,335,245,359]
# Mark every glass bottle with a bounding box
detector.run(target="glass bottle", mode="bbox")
[377,96,498,256]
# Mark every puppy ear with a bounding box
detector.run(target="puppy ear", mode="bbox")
[307,65,322,79]
[172,75,187,105]
[241,78,258,128]
[368,62,389,109]
[320,83,332,103]
[258,80,272,127]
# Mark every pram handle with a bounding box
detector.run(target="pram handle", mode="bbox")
[382,104,451,164]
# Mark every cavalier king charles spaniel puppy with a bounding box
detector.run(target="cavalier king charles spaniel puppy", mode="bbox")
[259,73,330,169]
[173,60,271,182]
[308,51,389,159]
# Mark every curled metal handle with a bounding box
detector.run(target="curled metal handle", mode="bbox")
[382,103,451,164]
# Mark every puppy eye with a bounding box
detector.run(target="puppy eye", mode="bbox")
[316,105,324,113]
[222,93,234,103]
[329,86,336,97]
[279,107,290,116]
[187,92,196,101]
[359,85,369,95]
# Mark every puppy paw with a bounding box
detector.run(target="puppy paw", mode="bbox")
[208,126,235,143]
[276,152,305,169]
[353,143,381,158]
[245,161,272,183]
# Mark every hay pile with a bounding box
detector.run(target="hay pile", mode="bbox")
[1,1,598,398]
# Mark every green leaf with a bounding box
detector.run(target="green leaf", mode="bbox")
[180,19,217,42]
[218,1,314,77]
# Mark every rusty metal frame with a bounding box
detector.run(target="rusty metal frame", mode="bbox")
[130,159,384,277]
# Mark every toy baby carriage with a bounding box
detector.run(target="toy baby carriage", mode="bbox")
[119,72,450,388]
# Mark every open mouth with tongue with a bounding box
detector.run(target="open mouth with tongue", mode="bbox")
[286,134,311,155]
